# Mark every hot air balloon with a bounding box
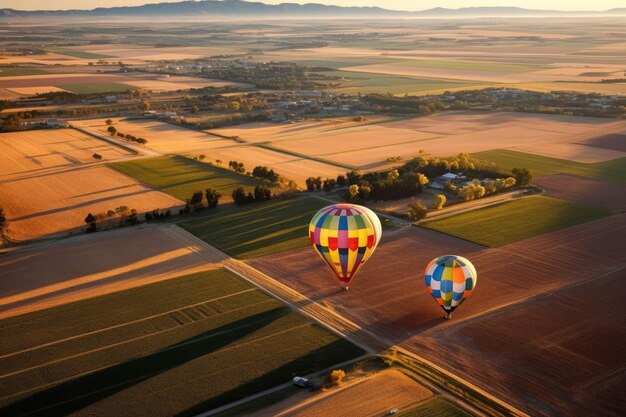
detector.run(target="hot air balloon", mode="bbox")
[424,255,477,319]
[309,204,382,289]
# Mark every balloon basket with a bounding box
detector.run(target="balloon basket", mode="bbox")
[443,313,452,320]
[342,286,349,291]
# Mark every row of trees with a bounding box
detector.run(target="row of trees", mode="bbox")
[228,160,245,173]
[84,205,138,232]
[106,126,148,144]
[305,176,347,192]
[232,186,273,205]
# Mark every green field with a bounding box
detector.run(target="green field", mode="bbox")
[59,83,134,94]
[474,149,626,183]
[181,196,327,259]
[395,59,542,73]
[319,69,472,95]
[0,67,47,77]
[48,49,113,59]
[109,155,269,201]
[422,196,612,247]
[398,397,473,417]
[0,269,363,416]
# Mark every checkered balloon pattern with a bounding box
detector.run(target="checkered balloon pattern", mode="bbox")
[424,255,477,313]
[309,204,381,285]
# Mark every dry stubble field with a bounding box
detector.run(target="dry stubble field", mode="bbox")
[76,118,346,185]
[211,112,626,171]
[248,214,626,417]
[0,128,181,240]
[247,369,433,417]
[0,225,223,318]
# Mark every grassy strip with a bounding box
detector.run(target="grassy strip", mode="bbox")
[180,195,328,259]
[59,83,134,94]
[395,59,542,73]
[422,196,612,247]
[319,69,471,95]
[48,49,113,59]
[0,269,363,416]
[386,351,516,417]
[473,149,626,182]
[0,67,47,77]
[109,155,269,201]
[397,397,473,417]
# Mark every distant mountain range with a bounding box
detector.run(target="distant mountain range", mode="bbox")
[2,0,625,19]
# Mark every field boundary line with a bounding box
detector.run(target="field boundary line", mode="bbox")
[0,288,256,360]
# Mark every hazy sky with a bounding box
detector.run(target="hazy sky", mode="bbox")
[7,0,625,11]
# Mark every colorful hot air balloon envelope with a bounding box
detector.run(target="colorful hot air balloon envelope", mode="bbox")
[424,255,477,319]
[309,204,382,289]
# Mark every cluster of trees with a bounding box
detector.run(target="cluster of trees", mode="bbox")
[200,62,325,90]
[106,126,148,144]
[84,205,138,232]
[187,188,222,211]
[232,186,273,205]
[343,169,429,202]
[209,95,269,112]
[252,166,280,183]
[363,89,626,118]
[0,114,24,132]
[144,209,172,222]
[305,175,346,192]
[228,160,245,173]
[448,177,518,202]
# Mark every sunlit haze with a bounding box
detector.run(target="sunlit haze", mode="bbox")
[9,0,626,11]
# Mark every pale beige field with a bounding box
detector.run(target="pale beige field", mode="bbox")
[248,370,433,417]
[76,117,346,184]
[0,164,183,241]
[0,128,131,180]
[6,86,67,95]
[211,112,626,170]
[0,72,248,98]
[0,225,223,318]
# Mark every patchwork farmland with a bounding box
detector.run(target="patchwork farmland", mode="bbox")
[0,268,364,416]
[1,11,625,417]
[248,214,626,417]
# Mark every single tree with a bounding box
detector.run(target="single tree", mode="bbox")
[232,187,247,205]
[190,191,204,210]
[512,168,531,187]
[406,201,428,221]
[107,126,117,136]
[434,194,447,210]
[84,213,97,232]
[336,175,346,187]
[330,369,346,386]
[305,177,316,192]
[205,188,221,208]
[105,119,113,125]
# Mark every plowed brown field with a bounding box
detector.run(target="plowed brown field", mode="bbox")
[248,215,626,417]
[536,174,626,211]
